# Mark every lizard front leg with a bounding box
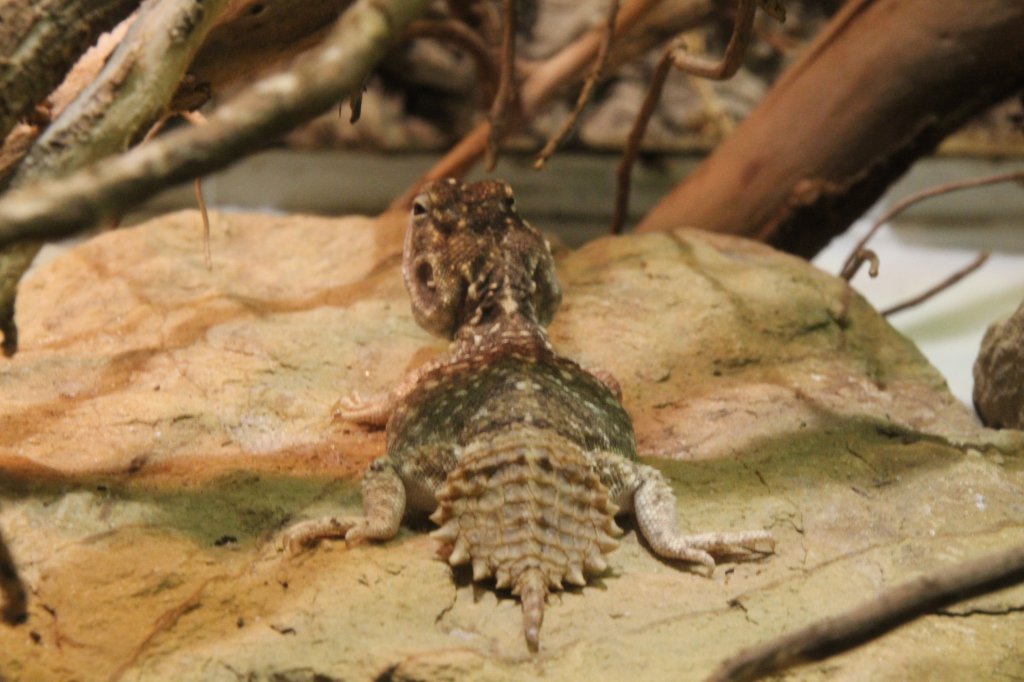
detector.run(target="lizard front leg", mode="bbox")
[334,357,447,426]
[280,457,406,552]
[632,464,774,573]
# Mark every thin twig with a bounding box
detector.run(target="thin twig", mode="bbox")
[839,247,879,281]
[881,251,990,317]
[612,44,677,235]
[485,0,517,171]
[404,19,500,100]
[392,0,705,209]
[707,542,1024,682]
[180,110,212,270]
[193,178,211,270]
[0,527,27,625]
[839,170,1024,280]
[533,0,621,170]
[612,0,760,234]
[349,88,364,124]
[0,0,432,248]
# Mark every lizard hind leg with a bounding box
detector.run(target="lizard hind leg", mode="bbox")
[633,464,774,575]
[278,456,406,553]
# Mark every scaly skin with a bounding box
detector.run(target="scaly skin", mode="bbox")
[282,178,774,651]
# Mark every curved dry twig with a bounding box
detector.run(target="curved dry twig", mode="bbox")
[881,251,990,317]
[613,0,760,234]
[392,0,714,210]
[839,170,1024,281]
[707,542,1024,682]
[839,247,879,281]
[404,18,501,101]
[533,0,621,170]
[485,0,518,171]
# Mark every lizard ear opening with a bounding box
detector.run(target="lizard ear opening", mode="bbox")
[405,253,463,339]
[414,260,436,292]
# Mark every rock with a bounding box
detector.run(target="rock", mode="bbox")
[1,210,1022,680]
[974,300,1024,429]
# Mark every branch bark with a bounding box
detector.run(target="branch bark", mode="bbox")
[636,0,1024,258]
[0,0,230,356]
[0,0,141,142]
[0,0,431,249]
[9,0,231,187]
[708,543,1024,682]
[170,0,356,111]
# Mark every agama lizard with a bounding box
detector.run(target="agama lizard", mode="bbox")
[282,178,774,650]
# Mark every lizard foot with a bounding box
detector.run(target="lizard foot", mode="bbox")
[633,464,775,575]
[276,517,361,554]
[331,391,393,427]
[659,530,775,575]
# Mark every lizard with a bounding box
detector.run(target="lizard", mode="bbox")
[281,178,774,651]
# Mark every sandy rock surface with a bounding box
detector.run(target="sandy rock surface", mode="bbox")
[1,210,1022,681]
[974,300,1024,429]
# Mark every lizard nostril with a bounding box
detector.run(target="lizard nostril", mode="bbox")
[416,261,435,291]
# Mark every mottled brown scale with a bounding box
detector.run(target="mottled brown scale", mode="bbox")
[282,178,775,652]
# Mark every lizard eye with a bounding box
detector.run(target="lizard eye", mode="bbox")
[411,197,429,219]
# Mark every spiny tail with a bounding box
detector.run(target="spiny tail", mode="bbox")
[516,568,546,652]
[430,429,622,651]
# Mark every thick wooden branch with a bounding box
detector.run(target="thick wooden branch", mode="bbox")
[0,0,431,249]
[707,543,1024,682]
[0,0,230,356]
[10,0,231,187]
[636,0,1024,258]
[170,0,355,111]
[0,0,141,142]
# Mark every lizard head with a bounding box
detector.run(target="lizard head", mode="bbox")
[403,178,562,339]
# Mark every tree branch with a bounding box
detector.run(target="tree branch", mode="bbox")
[613,0,761,234]
[881,252,990,317]
[636,0,1024,258]
[840,170,1024,281]
[391,0,716,210]
[708,543,1024,682]
[403,19,500,101]
[484,0,518,171]
[0,0,231,356]
[0,0,141,142]
[9,0,231,188]
[0,0,432,249]
[533,0,621,170]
